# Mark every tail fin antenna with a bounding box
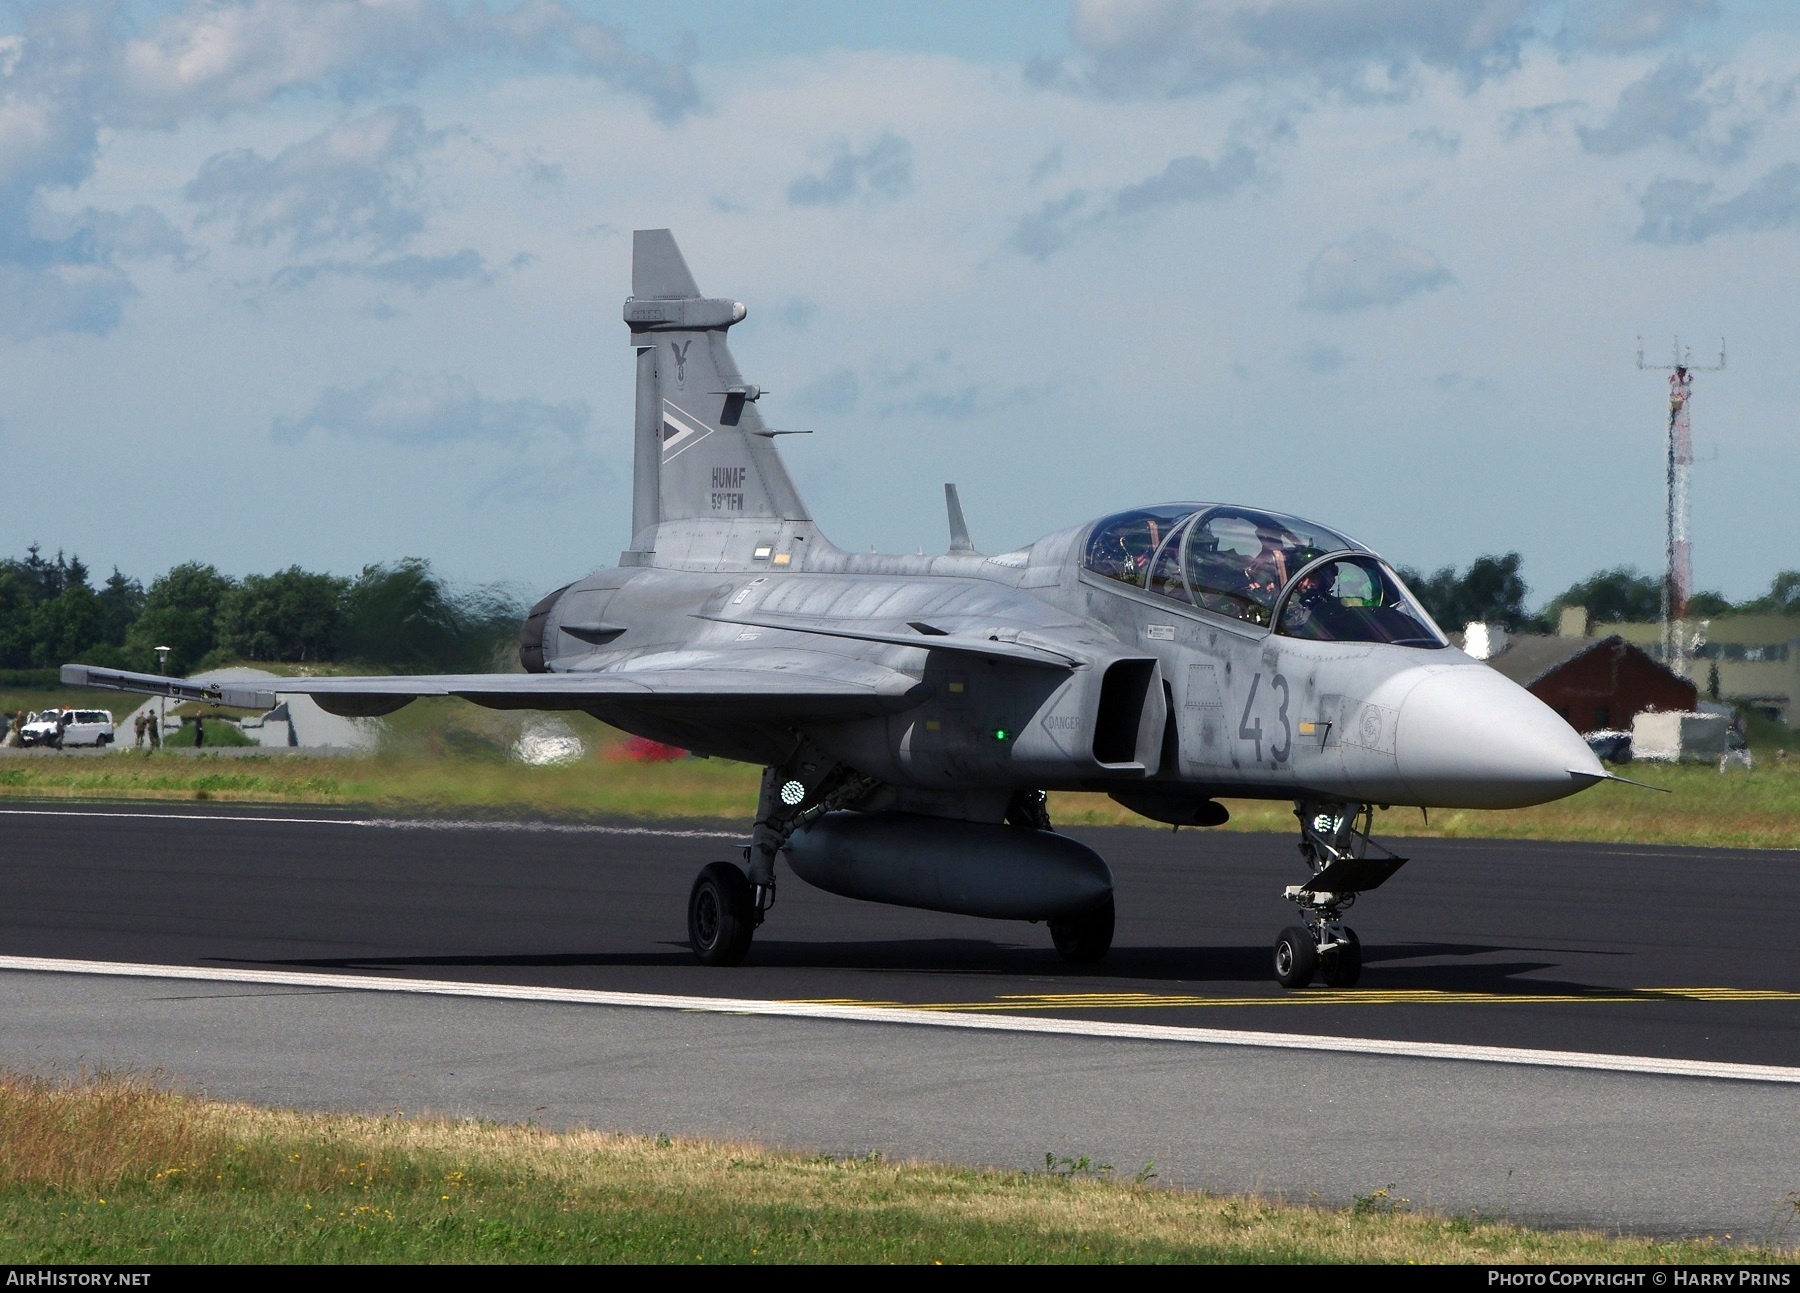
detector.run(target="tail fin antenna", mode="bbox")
[945,483,975,554]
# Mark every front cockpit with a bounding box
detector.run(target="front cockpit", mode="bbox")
[1082,504,1447,648]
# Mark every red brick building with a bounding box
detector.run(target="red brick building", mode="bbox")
[1484,634,1697,733]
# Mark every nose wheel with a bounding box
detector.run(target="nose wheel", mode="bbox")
[1273,925,1317,988]
[1272,801,1404,990]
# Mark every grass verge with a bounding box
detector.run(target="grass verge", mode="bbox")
[4,745,1800,849]
[2,1073,1791,1264]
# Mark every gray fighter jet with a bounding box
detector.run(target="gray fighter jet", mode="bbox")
[66,229,1610,988]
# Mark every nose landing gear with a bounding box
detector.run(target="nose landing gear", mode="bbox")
[1271,800,1406,989]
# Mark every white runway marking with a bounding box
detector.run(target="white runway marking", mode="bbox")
[4,955,1797,1086]
[0,807,740,839]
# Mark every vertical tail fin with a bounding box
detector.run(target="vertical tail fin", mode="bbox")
[624,230,810,559]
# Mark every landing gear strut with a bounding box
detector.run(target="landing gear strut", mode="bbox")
[686,739,877,965]
[1271,800,1405,989]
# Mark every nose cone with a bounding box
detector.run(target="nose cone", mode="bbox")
[1395,666,1605,809]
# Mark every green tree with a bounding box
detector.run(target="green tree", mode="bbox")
[127,562,235,675]
[0,546,116,668]
[1397,552,1531,632]
[215,567,349,662]
[93,568,145,648]
[343,559,520,673]
[0,562,39,667]
[1741,570,1800,615]
[1541,567,1662,626]
[27,580,99,666]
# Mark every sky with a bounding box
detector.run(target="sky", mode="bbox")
[0,0,1796,609]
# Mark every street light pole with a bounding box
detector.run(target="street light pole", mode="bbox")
[154,646,170,749]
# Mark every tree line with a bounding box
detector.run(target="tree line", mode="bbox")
[1397,554,1800,635]
[7,541,1794,677]
[0,545,524,676]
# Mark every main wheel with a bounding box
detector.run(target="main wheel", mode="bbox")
[1049,894,1115,964]
[1320,926,1362,988]
[1273,924,1318,989]
[688,861,756,966]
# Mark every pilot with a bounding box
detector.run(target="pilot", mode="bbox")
[1280,566,1339,638]
[1242,528,1292,607]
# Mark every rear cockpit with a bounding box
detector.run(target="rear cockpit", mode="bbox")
[1082,504,1446,648]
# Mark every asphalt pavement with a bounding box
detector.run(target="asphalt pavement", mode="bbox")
[0,803,1795,1239]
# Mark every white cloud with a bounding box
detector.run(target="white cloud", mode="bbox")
[0,261,134,341]
[1009,144,1261,258]
[1557,0,1719,53]
[268,249,490,294]
[1636,164,1800,244]
[1577,56,1753,162]
[185,106,437,252]
[793,367,860,415]
[117,0,699,126]
[787,133,913,206]
[1037,0,1536,98]
[1300,229,1453,311]
[4,17,1800,604]
[1114,146,1258,214]
[0,1,696,341]
[272,370,588,445]
[1298,341,1348,372]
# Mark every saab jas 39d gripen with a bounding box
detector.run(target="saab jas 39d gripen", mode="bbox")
[66,230,1614,988]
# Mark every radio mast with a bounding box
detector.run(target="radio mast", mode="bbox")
[1636,336,1724,678]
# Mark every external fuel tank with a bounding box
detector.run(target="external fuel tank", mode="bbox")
[783,811,1113,921]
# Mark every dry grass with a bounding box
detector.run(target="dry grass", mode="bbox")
[1,1072,1790,1264]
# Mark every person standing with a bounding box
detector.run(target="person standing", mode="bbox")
[134,710,148,748]
[193,711,205,749]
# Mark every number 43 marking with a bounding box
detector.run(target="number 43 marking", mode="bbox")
[1239,672,1291,764]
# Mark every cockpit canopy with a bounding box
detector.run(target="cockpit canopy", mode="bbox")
[1082,504,1446,648]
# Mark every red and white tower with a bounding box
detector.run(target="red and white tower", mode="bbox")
[1637,337,1724,677]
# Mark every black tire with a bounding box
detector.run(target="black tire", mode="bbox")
[1049,894,1115,964]
[1320,926,1362,988]
[1273,924,1318,989]
[688,861,755,966]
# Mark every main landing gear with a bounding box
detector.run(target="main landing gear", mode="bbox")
[1271,800,1407,990]
[687,743,877,966]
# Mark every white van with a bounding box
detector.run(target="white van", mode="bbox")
[20,708,115,748]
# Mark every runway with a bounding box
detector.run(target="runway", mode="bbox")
[1,803,1795,1066]
[1,803,1796,1238]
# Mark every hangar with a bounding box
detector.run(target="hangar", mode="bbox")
[1480,633,1696,734]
